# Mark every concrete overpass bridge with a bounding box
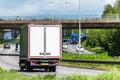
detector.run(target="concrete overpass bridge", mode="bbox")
[0,15,120,29]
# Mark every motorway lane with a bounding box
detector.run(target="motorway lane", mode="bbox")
[63,44,76,53]
[63,44,94,54]
[20,66,104,77]
[56,66,103,77]
[0,44,104,77]
[0,44,19,70]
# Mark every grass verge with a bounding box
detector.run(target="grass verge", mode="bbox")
[61,52,120,70]
[59,61,120,70]
[0,67,120,80]
[62,52,119,60]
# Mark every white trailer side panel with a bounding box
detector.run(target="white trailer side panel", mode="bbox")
[28,25,62,58]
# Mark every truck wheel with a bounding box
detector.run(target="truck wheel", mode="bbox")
[49,68,51,72]
[20,66,24,71]
[49,67,52,72]
[52,66,56,72]
[45,68,48,72]
[25,63,31,72]
[49,66,56,72]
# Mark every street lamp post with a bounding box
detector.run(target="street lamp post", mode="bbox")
[49,1,70,23]
[49,10,56,21]
[39,10,55,20]
[78,0,81,54]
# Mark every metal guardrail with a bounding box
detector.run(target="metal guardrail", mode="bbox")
[0,53,120,64]
[0,14,120,21]
[61,59,120,64]
[0,54,19,56]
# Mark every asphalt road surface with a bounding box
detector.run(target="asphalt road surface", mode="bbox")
[0,44,103,77]
[63,44,94,54]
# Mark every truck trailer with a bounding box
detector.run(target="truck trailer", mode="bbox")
[19,24,62,72]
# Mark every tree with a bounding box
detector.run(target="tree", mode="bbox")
[114,0,120,14]
[103,4,115,14]
[84,0,120,56]
[86,29,101,47]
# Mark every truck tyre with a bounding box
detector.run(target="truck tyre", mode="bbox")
[45,68,48,72]
[52,66,56,72]
[25,63,31,72]
[20,66,24,71]
[49,67,51,72]
[49,66,56,72]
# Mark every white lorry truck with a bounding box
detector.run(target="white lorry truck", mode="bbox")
[19,24,62,72]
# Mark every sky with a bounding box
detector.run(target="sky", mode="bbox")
[0,0,117,16]
[80,0,116,15]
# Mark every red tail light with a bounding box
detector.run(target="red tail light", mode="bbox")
[53,61,58,64]
[31,61,37,65]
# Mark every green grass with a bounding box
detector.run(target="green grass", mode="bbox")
[62,52,119,60]
[60,61,120,70]
[91,69,120,80]
[61,69,120,80]
[85,46,104,54]
[0,69,56,80]
[1,67,120,80]
[3,39,19,44]
[61,52,120,70]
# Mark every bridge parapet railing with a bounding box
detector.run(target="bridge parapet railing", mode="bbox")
[0,15,79,22]
[81,14,120,20]
[0,14,120,21]
[81,15,101,20]
[101,14,118,20]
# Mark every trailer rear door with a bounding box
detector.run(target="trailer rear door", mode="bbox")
[28,24,62,58]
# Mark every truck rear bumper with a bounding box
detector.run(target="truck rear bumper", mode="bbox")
[30,59,58,67]
[19,59,59,67]
[19,58,59,72]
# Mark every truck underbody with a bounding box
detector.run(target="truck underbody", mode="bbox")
[19,58,59,72]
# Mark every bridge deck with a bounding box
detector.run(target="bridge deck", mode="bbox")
[0,19,120,29]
